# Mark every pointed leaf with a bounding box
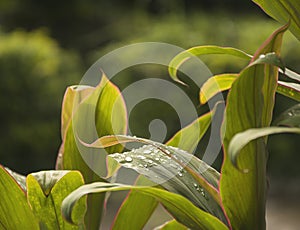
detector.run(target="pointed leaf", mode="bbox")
[62,182,228,230]
[27,170,86,229]
[252,0,300,40]
[220,24,288,230]
[0,166,39,229]
[59,73,127,230]
[61,85,94,140]
[168,46,251,83]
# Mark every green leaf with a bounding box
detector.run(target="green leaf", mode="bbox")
[197,77,300,105]
[27,170,86,229]
[59,73,127,230]
[277,81,300,101]
[229,127,300,169]
[154,219,188,230]
[62,182,228,230]
[274,103,300,127]
[166,102,222,152]
[199,74,238,104]
[168,45,251,84]
[249,52,285,71]
[198,53,285,105]
[220,24,288,230]
[252,0,300,40]
[84,135,226,223]
[111,176,158,230]
[109,145,225,221]
[0,166,39,230]
[60,85,94,141]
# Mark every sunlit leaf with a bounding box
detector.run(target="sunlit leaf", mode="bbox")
[59,73,127,230]
[199,53,286,105]
[199,74,238,104]
[252,0,300,40]
[168,45,252,84]
[60,85,94,141]
[220,24,288,229]
[0,166,39,229]
[229,127,300,169]
[27,170,86,229]
[84,135,226,223]
[62,182,228,230]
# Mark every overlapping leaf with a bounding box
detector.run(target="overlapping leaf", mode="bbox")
[229,126,300,169]
[82,135,227,224]
[252,0,300,40]
[59,73,127,229]
[0,166,39,229]
[111,176,158,230]
[27,170,86,229]
[168,45,252,84]
[219,24,288,229]
[62,182,228,230]
[166,102,221,152]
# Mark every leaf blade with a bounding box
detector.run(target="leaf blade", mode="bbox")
[219,24,288,229]
[62,182,228,230]
[229,127,300,169]
[0,166,39,230]
[252,0,300,40]
[168,46,252,83]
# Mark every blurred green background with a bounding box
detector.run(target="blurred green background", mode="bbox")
[0,0,299,183]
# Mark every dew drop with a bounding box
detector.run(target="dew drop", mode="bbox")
[143,149,151,154]
[125,156,133,162]
[147,159,153,164]
[259,54,265,59]
[136,155,146,160]
[153,149,159,153]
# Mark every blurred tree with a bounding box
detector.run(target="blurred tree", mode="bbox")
[0,0,264,59]
[0,30,83,174]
